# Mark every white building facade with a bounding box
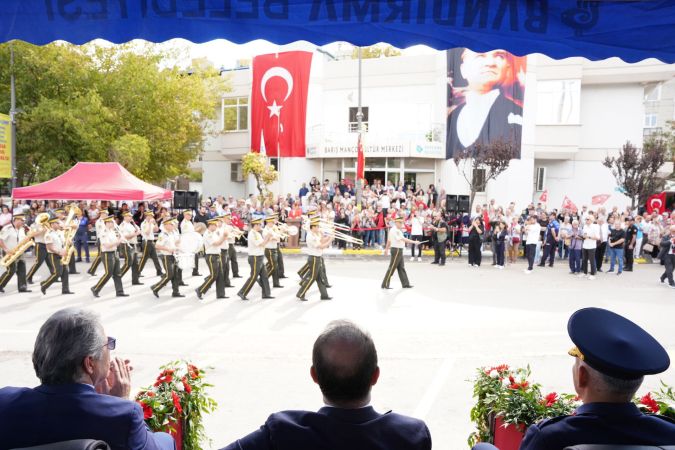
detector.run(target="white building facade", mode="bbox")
[200,48,674,212]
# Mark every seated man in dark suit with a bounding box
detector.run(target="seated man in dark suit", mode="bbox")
[0,308,174,450]
[220,320,431,450]
[474,307,675,450]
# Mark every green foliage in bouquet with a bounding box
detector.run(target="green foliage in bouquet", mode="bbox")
[135,361,218,450]
[636,381,675,419]
[468,364,577,448]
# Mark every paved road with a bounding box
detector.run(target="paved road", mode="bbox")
[1,254,673,449]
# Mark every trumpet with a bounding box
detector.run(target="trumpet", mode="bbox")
[227,225,246,239]
[0,213,50,267]
[320,218,351,232]
[61,204,82,266]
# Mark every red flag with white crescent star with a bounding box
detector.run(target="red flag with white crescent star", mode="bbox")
[538,190,548,203]
[356,133,365,182]
[646,192,666,214]
[591,194,611,205]
[251,51,312,158]
[561,196,578,212]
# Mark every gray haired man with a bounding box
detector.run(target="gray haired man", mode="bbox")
[0,308,175,449]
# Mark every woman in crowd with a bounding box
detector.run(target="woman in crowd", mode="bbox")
[467,216,484,267]
[0,205,12,228]
[408,208,424,262]
[507,216,521,264]
[494,220,508,269]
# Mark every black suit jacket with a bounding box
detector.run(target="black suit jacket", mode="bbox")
[446,93,523,158]
[220,406,431,450]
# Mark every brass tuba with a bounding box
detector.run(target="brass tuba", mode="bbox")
[61,203,82,266]
[0,213,50,267]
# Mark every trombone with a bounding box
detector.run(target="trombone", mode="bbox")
[318,222,363,245]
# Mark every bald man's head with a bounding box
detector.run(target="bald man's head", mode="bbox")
[312,320,378,406]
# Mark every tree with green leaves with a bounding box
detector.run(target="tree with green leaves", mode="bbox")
[0,41,228,187]
[241,152,278,198]
[453,139,518,209]
[603,140,669,209]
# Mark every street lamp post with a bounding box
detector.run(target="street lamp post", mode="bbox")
[9,43,17,193]
[355,47,363,208]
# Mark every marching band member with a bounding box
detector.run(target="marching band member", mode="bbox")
[118,212,142,285]
[237,217,273,301]
[138,210,164,277]
[217,215,233,288]
[55,208,79,275]
[87,209,108,276]
[26,213,49,284]
[297,210,320,280]
[90,216,128,298]
[0,214,31,293]
[263,214,283,288]
[151,218,183,298]
[296,217,332,301]
[275,215,287,279]
[195,218,227,300]
[41,217,74,295]
[180,210,201,277]
[223,212,241,279]
[381,217,419,290]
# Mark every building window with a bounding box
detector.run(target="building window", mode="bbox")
[473,168,486,192]
[645,84,662,102]
[536,80,580,125]
[644,113,658,128]
[222,97,248,132]
[644,127,662,138]
[230,162,243,182]
[270,158,279,171]
[348,107,369,133]
[535,167,546,192]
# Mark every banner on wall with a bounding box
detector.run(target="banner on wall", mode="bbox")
[0,113,12,179]
[446,48,527,159]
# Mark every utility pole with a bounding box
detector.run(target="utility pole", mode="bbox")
[9,43,17,193]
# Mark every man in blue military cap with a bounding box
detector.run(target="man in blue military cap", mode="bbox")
[474,307,675,450]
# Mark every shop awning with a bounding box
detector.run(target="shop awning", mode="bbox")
[1,1,674,63]
[11,162,172,201]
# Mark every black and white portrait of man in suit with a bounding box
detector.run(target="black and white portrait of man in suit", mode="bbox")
[446,48,526,159]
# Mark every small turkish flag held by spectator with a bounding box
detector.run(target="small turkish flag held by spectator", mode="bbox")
[251,51,312,157]
[562,196,578,212]
[646,192,667,214]
[539,190,548,203]
[591,194,611,205]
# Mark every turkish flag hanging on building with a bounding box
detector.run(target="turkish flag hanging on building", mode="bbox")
[591,194,611,205]
[646,192,667,214]
[251,51,312,158]
[356,133,365,181]
[538,190,548,203]
[562,196,578,212]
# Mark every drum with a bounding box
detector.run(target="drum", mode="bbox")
[176,231,203,271]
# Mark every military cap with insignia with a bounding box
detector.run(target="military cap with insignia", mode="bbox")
[207,218,220,225]
[251,217,263,225]
[567,307,670,379]
[221,211,232,218]
[122,211,133,217]
[163,218,178,225]
[144,210,155,216]
[102,216,115,223]
[265,214,278,222]
[12,214,25,221]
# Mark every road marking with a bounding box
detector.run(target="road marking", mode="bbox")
[413,355,456,419]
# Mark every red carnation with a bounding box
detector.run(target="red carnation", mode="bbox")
[172,391,183,415]
[640,393,660,414]
[181,376,193,394]
[544,392,558,407]
[187,364,200,379]
[138,401,153,419]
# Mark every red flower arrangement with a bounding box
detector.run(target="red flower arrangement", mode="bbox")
[135,361,217,450]
[636,383,675,418]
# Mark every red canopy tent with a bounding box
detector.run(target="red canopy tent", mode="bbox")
[11,162,172,201]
